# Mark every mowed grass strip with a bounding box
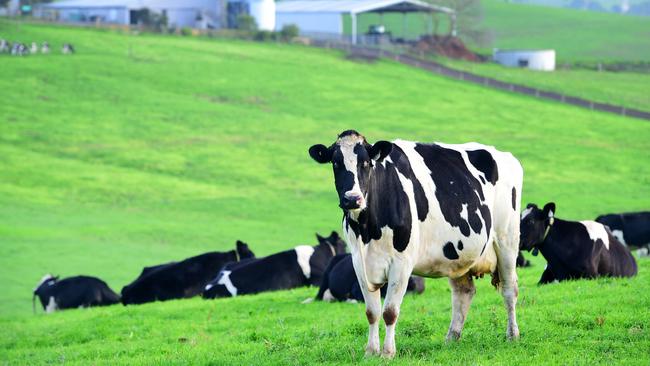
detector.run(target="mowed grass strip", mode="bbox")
[0,20,649,364]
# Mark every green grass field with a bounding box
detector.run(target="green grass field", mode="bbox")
[436,58,650,111]
[482,1,650,62]
[0,20,649,364]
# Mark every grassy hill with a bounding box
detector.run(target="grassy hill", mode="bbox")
[483,0,650,62]
[437,58,650,111]
[340,0,650,62]
[0,20,649,364]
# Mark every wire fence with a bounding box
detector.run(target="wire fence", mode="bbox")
[311,39,650,122]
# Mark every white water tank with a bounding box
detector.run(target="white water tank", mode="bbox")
[493,49,556,71]
[249,0,275,31]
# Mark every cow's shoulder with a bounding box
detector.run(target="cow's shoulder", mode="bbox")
[579,220,611,250]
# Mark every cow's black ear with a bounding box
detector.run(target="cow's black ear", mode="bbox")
[316,233,326,243]
[543,202,556,218]
[329,231,339,240]
[526,203,537,209]
[368,141,392,162]
[309,144,332,164]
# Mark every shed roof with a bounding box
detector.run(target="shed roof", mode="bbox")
[276,0,453,14]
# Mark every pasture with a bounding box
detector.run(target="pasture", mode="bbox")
[437,58,650,112]
[0,20,649,364]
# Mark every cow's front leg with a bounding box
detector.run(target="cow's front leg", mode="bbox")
[446,274,476,341]
[363,288,381,356]
[381,263,412,359]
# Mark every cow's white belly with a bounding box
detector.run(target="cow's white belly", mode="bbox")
[412,239,497,279]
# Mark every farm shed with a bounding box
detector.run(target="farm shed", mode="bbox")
[275,0,454,43]
[36,0,223,29]
[493,49,556,71]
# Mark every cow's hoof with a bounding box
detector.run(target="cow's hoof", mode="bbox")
[380,348,396,359]
[364,344,380,357]
[445,330,461,342]
[507,330,520,341]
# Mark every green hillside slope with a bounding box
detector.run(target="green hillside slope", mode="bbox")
[0,21,648,365]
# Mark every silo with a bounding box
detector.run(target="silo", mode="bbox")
[249,0,275,31]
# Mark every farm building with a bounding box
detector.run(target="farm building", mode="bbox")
[493,49,556,71]
[275,0,455,43]
[35,0,223,29]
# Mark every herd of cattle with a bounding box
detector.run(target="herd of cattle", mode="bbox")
[0,39,75,55]
[32,130,648,358]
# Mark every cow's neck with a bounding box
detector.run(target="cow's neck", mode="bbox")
[537,219,574,259]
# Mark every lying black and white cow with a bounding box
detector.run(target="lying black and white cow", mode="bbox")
[0,39,10,53]
[33,274,120,313]
[516,251,531,267]
[62,43,75,54]
[121,241,254,305]
[315,254,425,302]
[309,130,523,357]
[202,232,346,299]
[595,211,650,250]
[520,203,637,284]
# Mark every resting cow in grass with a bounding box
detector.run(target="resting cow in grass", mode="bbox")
[33,275,120,313]
[202,232,346,299]
[315,253,425,302]
[595,211,650,251]
[309,130,523,358]
[121,241,255,305]
[520,203,637,284]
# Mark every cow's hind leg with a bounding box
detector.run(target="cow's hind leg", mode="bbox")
[380,263,412,358]
[446,274,476,341]
[495,232,520,340]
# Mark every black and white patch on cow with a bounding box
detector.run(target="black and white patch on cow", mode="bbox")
[202,232,346,299]
[33,275,121,313]
[121,241,255,305]
[595,211,650,249]
[310,130,523,358]
[520,202,637,284]
[315,253,425,303]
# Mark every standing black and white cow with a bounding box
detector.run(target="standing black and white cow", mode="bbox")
[315,253,425,302]
[121,241,255,305]
[202,232,346,299]
[595,211,650,249]
[33,275,120,313]
[309,130,523,357]
[520,203,637,284]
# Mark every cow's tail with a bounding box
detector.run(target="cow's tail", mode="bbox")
[32,294,37,314]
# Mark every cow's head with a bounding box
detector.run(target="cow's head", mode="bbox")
[309,130,392,212]
[316,231,347,255]
[520,202,555,253]
[235,240,255,260]
[33,274,58,294]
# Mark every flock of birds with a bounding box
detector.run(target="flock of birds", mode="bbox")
[0,39,75,56]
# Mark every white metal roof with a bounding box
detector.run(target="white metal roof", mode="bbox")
[276,0,453,14]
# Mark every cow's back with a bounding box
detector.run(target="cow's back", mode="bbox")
[600,232,638,277]
[391,140,522,278]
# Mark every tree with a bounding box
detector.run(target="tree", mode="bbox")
[426,0,493,48]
